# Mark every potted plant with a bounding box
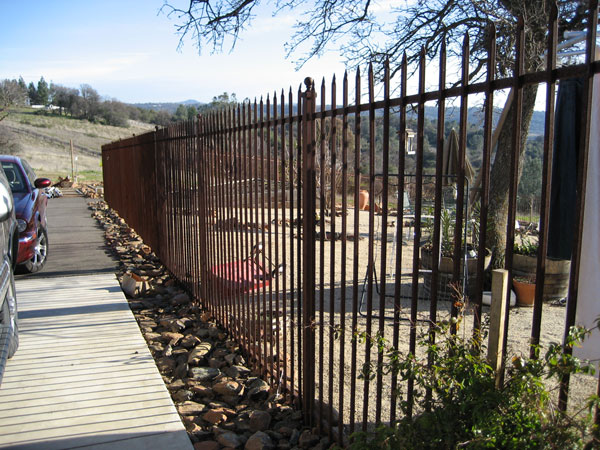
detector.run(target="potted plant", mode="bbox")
[512,273,536,307]
[513,231,570,302]
[420,207,491,302]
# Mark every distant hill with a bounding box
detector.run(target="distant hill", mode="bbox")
[132,100,205,114]
[0,108,154,181]
[422,106,545,138]
[131,101,546,137]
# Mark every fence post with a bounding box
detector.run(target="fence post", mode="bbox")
[301,77,317,425]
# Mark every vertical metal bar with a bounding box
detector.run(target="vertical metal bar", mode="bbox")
[430,39,446,330]
[349,67,361,434]
[530,5,558,354]
[362,63,376,430]
[391,54,408,423]
[207,116,218,317]
[241,102,250,355]
[474,27,496,332]
[216,112,227,325]
[296,83,303,402]
[252,100,260,366]
[328,74,337,438]
[301,77,317,425]
[376,60,390,425]
[280,89,288,396]
[231,106,240,340]
[501,17,525,379]
[280,89,293,398]
[265,95,274,379]
[273,91,281,389]
[451,35,470,329]
[338,70,349,444]
[288,87,296,401]
[559,0,598,411]
[318,78,326,434]
[226,108,235,329]
[407,48,427,417]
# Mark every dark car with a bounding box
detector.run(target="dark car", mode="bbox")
[0,165,19,385]
[0,156,51,273]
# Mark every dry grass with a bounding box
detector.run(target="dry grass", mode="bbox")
[1,108,154,179]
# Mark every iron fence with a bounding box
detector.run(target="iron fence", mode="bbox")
[102,4,600,443]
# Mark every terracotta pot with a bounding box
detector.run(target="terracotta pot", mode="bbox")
[358,190,369,210]
[513,279,536,307]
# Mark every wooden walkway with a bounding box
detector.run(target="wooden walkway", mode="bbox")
[0,273,192,450]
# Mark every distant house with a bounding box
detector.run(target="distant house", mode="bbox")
[31,104,60,111]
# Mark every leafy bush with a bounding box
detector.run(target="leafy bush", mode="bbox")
[349,316,599,449]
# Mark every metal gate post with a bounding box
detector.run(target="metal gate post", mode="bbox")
[301,77,317,425]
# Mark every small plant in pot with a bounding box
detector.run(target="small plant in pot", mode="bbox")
[513,230,571,303]
[513,273,536,307]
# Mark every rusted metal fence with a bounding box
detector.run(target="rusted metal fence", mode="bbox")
[103,4,600,443]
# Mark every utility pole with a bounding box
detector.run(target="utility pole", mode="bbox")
[70,139,74,181]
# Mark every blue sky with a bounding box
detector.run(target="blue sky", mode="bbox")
[0,0,349,103]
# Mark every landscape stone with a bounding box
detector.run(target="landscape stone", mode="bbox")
[182,334,200,348]
[156,356,176,372]
[172,292,191,305]
[245,431,275,450]
[178,401,206,415]
[194,441,220,450]
[188,342,213,365]
[189,367,221,381]
[161,331,184,345]
[213,380,242,397]
[298,430,319,448]
[203,409,228,425]
[247,379,270,402]
[217,431,244,448]
[172,389,193,403]
[249,410,271,432]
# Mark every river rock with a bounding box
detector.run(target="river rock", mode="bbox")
[245,431,274,450]
[217,431,244,448]
[247,379,270,401]
[249,410,272,432]
[171,292,191,305]
[298,430,320,448]
[188,342,213,365]
[189,367,220,381]
[178,401,205,415]
[203,408,227,425]
[194,441,220,450]
[213,380,242,397]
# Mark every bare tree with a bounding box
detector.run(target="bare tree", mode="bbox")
[162,0,590,262]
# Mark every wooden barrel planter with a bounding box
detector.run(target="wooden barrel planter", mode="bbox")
[512,254,571,301]
[421,248,492,302]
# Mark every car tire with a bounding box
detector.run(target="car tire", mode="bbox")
[22,227,48,273]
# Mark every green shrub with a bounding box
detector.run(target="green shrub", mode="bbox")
[350,318,599,449]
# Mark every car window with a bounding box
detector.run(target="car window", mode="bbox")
[1,162,28,194]
[21,159,37,186]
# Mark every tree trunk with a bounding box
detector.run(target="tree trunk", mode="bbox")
[487,84,538,267]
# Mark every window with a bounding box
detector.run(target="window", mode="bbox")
[1,162,27,194]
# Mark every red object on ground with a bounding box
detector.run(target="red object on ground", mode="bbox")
[210,258,270,296]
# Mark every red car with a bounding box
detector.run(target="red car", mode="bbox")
[0,156,51,273]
